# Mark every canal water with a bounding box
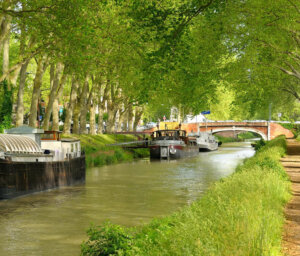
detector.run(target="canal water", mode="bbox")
[0,142,254,256]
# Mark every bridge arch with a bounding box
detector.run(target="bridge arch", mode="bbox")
[211,127,267,141]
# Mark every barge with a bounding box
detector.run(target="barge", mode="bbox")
[0,126,85,199]
[149,130,199,159]
[188,132,219,151]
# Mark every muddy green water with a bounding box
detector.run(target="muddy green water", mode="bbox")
[0,142,254,256]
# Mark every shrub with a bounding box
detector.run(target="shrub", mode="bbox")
[254,138,266,151]
[81,223,133,256]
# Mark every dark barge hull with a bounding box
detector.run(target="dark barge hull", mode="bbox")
[149,145,199,159]
[0,156,86,199]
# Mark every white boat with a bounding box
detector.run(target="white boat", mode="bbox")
[188,132,218,151]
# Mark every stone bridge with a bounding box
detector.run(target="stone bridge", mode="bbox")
[182,121,294,141]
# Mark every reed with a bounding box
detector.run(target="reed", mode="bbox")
[81,136,290,256]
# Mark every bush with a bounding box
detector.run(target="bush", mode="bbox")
[81,223,133,256]
[0,80,12,132]
[254,138,266,151]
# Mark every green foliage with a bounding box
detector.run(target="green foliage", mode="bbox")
[131,148,150,158]
[0,115,12,133]
[0,80,12,132]
[254,139,266,151]
[238,132,260,140]
[81,136,290,256]
[81,223,133,256]
[279,123,300,137]
[214,134,240,143]
[102,113,108,122]
[3,0,300,132]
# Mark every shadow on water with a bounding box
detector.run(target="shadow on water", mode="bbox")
[0,142,254,256]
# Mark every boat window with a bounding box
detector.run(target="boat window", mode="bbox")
[71,144,74,152]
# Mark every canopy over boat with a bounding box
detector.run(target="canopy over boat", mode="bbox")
[0,134,43,154]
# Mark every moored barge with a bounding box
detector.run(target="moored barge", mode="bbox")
[149,130,199,159]
[188,132,219,151]
[0,126,85,199]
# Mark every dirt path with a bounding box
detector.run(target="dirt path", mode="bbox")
[281,139,300,255]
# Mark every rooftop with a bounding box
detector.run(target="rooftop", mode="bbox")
[5,126,44,134]
[0,134,43,154]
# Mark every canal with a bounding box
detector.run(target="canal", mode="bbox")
[0,142,254,256]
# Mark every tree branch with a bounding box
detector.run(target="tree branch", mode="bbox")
[0,6,53,17]
[172,0,214,39]
[287,0,300,15]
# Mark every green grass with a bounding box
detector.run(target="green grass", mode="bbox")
[81,136,291,256]
[63,134,149,167]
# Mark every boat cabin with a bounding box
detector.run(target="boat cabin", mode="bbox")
[151,130,187,141]
[61,138,81,159]
[41,130,62,141]
[41,132,81,161]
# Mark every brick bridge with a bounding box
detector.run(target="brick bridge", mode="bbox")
[181,121,294,141]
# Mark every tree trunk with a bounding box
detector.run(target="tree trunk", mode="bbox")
[97,82,109,134]
[43,62,64,130]
[122,110,128,131]
[29,57,48,127]
[97,105,104,134]
[89,104,96,135]
[116,110,121,132]
[63,77,79,134]
[52,73,67,131]
[0,15,11,53]
[79,76,89,134]
[2,19,10,91]
[15,60,30,126]
[112,109,118,132]
[116,108,127,132]
[106,103,115,133]
[127,104,134,132]
[72,104,80,134]
[49,63,55,89]
[133,107,143,132]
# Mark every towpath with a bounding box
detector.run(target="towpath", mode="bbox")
[281,139,300,255]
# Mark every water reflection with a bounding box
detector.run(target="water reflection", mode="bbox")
[0,142,254,256]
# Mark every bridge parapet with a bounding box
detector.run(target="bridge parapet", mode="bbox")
[183,121,293,141]
[199,122,268,127]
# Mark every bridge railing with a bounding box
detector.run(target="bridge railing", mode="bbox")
[198,122,268,126]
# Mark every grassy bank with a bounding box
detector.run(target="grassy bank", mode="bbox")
[63,134,149,167]
[81,136,291,256]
